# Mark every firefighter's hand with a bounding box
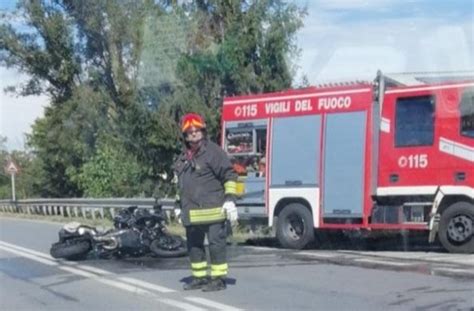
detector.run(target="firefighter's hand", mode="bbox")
[222,201,238,224]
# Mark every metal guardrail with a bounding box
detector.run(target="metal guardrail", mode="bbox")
[0,198,176,220]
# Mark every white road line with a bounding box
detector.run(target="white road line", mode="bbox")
[0,243,202,310]
[118,277,176,293]
[59,265,102,278]
[354,258,413,267]
[186,296,244,311]
[339,250,474,266]
[0,241,241,310]
[74,264,113,275]
[421,256,474,265]
[160,298,207,311]
[0,245,58,266]
[434,268,474,275]
[0,241,118,276]
[96,277,155,296]
[60,267,203,310]
[0,240,174,292]
[0,240,55,260]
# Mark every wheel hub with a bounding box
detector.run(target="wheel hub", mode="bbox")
[286,215,305,240]
[447,215,473,242]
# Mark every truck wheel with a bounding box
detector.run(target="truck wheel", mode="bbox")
[438,201,474,254]
[276,203,314,249]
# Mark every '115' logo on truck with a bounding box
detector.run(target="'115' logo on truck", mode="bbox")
[398,154,428,168]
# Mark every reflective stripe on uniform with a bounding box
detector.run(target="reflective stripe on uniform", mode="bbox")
[224,181,237,195]
[191,261,208,269]
[210,263,228,277]
[192,270,208,277]
[191,261,208,278]
[189,207,225,224]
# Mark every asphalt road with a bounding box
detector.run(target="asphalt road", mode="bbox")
[0,217,473,310]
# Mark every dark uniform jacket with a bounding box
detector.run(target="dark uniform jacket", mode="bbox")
[174,139,237,226]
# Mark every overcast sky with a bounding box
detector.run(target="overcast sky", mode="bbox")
[1,0,473,150]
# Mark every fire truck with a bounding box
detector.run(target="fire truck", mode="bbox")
[221,71,474,253]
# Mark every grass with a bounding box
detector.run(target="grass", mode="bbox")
[0,211,273,244]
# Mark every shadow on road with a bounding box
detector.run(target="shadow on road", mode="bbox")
[243,231,446,253]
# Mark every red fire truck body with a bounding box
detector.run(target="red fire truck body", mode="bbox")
[221,72,474,253]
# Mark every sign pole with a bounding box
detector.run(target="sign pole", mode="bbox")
[5,160,19,201]
[11,173,16,201]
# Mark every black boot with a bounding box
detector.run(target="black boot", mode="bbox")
[183,277,209,290]
[202,277,226,292]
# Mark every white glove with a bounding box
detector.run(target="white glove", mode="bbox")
[174,208,182,222]
[222,201,238,224]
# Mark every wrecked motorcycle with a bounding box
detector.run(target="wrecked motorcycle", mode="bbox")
[50,205,187,260]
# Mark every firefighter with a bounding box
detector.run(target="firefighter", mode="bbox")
[174,112,238,292]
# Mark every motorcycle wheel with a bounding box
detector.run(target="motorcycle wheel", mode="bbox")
[150,235,187,258]
[50,240,91,260]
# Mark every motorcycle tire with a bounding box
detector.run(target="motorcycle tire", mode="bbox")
[50,240,91,260]
[150,235,188,258]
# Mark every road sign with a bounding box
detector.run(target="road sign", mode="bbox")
[5,161,19,175]
[4,160,18,201]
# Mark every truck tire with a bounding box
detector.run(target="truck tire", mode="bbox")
[276,203,314,249]
[438,201,474,254]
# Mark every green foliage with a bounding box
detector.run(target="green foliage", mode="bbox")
[27,85,111,197]
[77,137,144,197]
[0,136,44,200]
[0,0,80,99]
[0,0,306,198]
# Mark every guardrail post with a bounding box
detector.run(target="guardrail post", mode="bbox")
[91,208,96,220]
[110,207,115,219]
[66,206,71,217]
[47,205,52,215]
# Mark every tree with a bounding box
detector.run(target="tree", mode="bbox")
[27,85,112,197]
[156,0,306,139]
[0,136,43,200]
[0,0,306,198]
[0,0,80,100]
[77,137,145,197]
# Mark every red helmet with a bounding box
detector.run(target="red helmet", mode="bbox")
[180,113,206,133]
